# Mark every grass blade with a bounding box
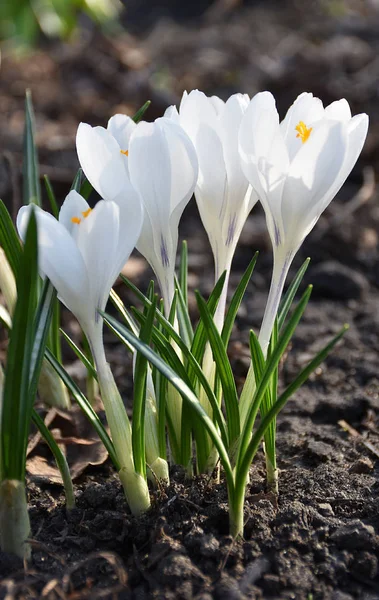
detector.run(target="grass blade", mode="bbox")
[23,90,41,207]
[43,175,59,219]
[196,292,240,447]
[237,285,313,469]
[0,200,21,276]
[44,348,120,471]
[102,311,235,492]
[222,252,258,347]
[31,410,75,509]
[278,258,310,331]
[132,101,151,123]
[132,296,157,477]
[1,210,39,480]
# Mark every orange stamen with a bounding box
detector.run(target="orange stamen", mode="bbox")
[295,121,312,144]
[71,216,81,224]
[120,149,129,156]
[82,208,92,218]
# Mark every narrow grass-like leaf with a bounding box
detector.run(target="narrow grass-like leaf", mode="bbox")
[237,285,313,469]
[237,325,347,489]
[263,318,278,469]
[23,90,41,207]
[29,280,56,401]
[60,329,98,380]
[0,200,21,276]
[132,101,151,123]
[44,348,120,471]
[101,312,235,492]
[196,292,240,447]
[80,178,92,200]
[179,240,188,306]
[43,175,59,219]
[133,296,157,477]
[188,272,226,380]
[1,211,38,480]
[31,410,75,509]
[71,168,83,192]
[222,252,258,348]
[174,275,193,348]
[132,307,229,448]
[278,258,310,331]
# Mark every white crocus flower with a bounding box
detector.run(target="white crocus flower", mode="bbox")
[17,191,151,516]
[165,90,258,330]
[239,91,369,356]
[77,115,198,317]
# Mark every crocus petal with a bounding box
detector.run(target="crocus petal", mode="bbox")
[306,113,369,224]
[164,105,180,123]
[59,190,90,237]
[280,92,324,160]
[239,91,289,245]
[281,121,346,247]
[220,93,250,203]
[129,117,198,273]
[76,123,129,201]
[76,200,119,318]
[324,99,352,121]
[17,205,90,324]
[107,114,137,153]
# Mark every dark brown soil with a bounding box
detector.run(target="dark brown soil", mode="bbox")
[0,1,379,598]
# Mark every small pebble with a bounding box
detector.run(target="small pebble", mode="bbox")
[349,456,374,474]
[318,503,335,517]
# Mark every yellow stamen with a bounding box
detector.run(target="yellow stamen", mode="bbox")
[295,121,312,144]
[71,216,81,224]
[120,149,129,156]
[82,208,92,218]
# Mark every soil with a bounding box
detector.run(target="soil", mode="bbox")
[1,1,379,598]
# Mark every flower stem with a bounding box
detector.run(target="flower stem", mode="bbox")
[228,485,245,539]
[90,327,150,515]
[0,479,31,559]
[239,250,293,428]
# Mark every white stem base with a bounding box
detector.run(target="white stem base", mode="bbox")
[0,480,31,559]
[119,468,151,516]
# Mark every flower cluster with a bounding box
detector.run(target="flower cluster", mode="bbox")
[13,89,368,542]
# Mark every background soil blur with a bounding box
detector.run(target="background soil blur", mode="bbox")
[1,1,379,599]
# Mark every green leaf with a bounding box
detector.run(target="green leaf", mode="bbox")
[132,306,229,448]
[132,295,157,477]
[179,240,188,306]
[44,348,120,471]
[222,252,258,348]
[237,324,348,489]
[60,328,98,380]
[174,275,193,348]
[29,279,56,401]
[237,285,313,470]
[188,271,226,381]
[43,175,59,219]
[1,209,39,480]
[0,199,22,276]
[32,410,75,509]
[23,90,41,207]
[278,258,310,331]
[71,168,83,192]
[132,101,151,123]
[196,292,240,448]
[101,311,235,493]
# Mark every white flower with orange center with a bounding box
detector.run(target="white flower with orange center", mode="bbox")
[76,116,198,316]
[165,90,258,330]
[239,91,369,355]
[17,190,142,344]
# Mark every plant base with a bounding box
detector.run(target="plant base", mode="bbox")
[0,479,31,559]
